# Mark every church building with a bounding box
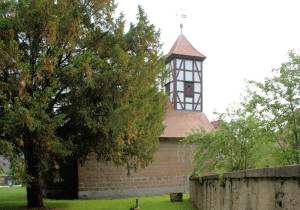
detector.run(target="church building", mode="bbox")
[43,34,214,199]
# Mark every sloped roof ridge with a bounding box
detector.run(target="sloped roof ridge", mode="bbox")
[171,35,182,56]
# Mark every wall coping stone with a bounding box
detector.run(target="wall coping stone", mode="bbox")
[190,165,300,180]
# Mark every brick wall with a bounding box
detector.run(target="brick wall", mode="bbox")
[78,140,194,199]
[189,165,300,210]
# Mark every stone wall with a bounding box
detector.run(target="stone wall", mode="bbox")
[0,175,5,185]
[0,156,10,173]
[189,165,300,210]
[78,140,194,199]
[0,175,14,185]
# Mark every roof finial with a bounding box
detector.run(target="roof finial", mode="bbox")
[180,13,187,34]
[176,8,187,34]
[180,23,183,34]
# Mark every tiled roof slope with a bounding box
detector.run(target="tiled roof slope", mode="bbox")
[167,34,206,58]
[211,121,220,129]
[160,101,214,138]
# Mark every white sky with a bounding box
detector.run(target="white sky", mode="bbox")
[116,0,300,120]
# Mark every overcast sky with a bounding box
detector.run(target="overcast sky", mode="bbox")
[116,0,300,120]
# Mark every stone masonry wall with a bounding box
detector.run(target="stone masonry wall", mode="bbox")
[0,175,6,185]
[189,165,300,210]
[78,140,194,199]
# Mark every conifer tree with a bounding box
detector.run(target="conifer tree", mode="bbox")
[0,0,166,207]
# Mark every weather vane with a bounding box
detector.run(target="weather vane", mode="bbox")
[177,9,187,34]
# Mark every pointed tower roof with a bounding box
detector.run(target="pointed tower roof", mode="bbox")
[166,34,206,63]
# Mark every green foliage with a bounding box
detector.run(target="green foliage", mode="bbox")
[218,174,226,186]
[184,50,300,175]
[246,50,300,164]
[8,157,28,186]
[190,168,201,178]
[0,0,167,207]
[184,107,264,173]
[0,166,5,175]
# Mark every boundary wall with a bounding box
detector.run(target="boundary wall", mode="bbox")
[189,165,300,210]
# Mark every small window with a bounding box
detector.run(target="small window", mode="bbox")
[184,82,194,97]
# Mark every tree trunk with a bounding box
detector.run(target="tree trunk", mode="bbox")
[24,143,44,207]
[26,180,43,207]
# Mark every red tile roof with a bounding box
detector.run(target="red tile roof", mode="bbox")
[211,121,220,129]
[160,101,214,138]
[167,34,206,59]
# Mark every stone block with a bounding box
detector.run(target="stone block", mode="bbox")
[4,175,14,186]
[170,192,183,202]
[0,176,5,185]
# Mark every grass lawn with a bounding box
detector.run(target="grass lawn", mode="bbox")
[0,187,195,210]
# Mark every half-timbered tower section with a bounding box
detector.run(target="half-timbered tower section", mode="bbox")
[164,34,206,112]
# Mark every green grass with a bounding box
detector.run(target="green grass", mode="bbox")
[0,187,195,210]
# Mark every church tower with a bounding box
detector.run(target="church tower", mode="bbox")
[164,34,206,112]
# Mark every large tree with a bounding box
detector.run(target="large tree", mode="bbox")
[246,50,300,165]
[0,0,167,207]
[184,51,299,175]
